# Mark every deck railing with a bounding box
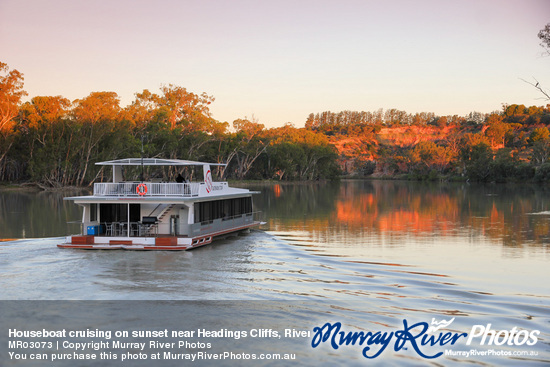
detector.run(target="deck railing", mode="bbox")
[93,182,200,197]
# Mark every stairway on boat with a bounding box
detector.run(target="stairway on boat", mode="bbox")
[145,204,176,235]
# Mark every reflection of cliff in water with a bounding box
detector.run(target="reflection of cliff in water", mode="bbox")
[251,180,550,248]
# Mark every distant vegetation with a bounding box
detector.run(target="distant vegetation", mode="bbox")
[305,107,550,183]
[1,61,550,187]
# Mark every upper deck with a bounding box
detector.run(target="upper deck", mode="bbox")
[67,158,252,202]
[93,181,230,197]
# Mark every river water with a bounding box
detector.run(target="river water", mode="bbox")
[0,181,548,366]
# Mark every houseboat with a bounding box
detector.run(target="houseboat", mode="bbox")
[58,158,261,250]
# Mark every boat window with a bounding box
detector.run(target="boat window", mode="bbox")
[195,197,252,223]
[99,204,140,223]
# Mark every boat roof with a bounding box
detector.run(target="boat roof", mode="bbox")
[96,158,226,166]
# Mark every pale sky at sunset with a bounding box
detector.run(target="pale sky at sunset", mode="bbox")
[1,0,549,127]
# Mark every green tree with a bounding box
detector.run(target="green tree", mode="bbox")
[532,139,550,166]
[485,118,511,147]
[460,133,492,181]
[529,127,550,144]
[124,89,159,133]
[504,104,526,117]
[489,148,517,182]
[231,118,268,180]
[157,84,214,131]
[72,91,121,185]
[267,142,303,180]
[410,141,449,175]
[465,143,493,181]
[0,62,26,133]
[18,96,73,186]
[0,62,27,180]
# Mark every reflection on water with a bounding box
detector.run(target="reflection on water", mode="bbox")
[0,188,83,239]
[254,180,550,246]
[0,181,549,365]
[250,181,549,288]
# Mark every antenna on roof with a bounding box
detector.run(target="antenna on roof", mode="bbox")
[140,134,144,182]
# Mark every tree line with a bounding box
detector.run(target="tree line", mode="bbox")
[0,62,339,187]
[2,60,550,186]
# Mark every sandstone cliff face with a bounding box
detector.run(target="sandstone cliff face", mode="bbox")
[329,119,549,178]
[331,125,458,175]
[377,126,455,147]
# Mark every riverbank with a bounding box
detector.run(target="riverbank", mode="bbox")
[0,182,89,193]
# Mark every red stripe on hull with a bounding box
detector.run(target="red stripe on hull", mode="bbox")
[59,221,261,251]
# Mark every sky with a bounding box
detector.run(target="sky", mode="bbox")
[1,0,549,128]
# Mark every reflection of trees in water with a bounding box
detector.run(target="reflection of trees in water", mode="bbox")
[250,181,340,226]
[456,184,550,246]
[2,183,549,247]
[0,189,85,238]
[251,180,550,248]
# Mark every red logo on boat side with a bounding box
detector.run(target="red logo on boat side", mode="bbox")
[205,170,213,193]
